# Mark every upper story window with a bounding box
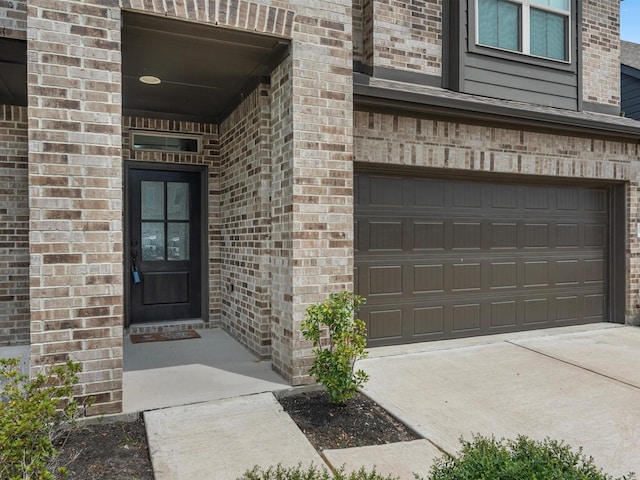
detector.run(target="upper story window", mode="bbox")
[477,0,570,62]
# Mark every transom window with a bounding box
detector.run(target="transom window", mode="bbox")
[477,0,570,62]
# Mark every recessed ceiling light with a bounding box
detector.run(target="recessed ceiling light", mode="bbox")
[139,75,161,85]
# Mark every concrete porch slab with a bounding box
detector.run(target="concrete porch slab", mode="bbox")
[323,440,443,480]
[123,328,288,412]
[145,392,325,480]
[360,333,640,477]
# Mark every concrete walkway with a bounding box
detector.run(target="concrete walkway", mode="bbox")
[140,323,640,479]
[360,324,640,477]
[145,393,324,480]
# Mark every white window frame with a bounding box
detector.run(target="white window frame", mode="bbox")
[475,0,571,63]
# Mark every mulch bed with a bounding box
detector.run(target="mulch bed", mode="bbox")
[279,390,419,451]
[57,417,154,480]
[54,390,419,478]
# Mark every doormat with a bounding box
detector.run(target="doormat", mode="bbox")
[130,330,201,344]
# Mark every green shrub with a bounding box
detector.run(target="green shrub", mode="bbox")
[240,464,399,480]
[423,434,636,480]
[301,291,368,404]
[0,357,85,480]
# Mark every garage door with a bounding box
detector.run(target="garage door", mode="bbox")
[355,172,609,347]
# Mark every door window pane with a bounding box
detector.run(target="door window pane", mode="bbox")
[167,182,189,220]
[142,222,165,261]
[141,181,164,220]
[168,223,189,261]
[530,8,567,60]
[478,0,521,52]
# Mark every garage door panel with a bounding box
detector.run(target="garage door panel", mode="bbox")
[525,186,550,210]
[491,184,518,209]
[452,263,481,291]
[414,264,444,293]
[585,224,606,246]
[370,176,404,206]
[491,262,517,289]
[585,189,607,212]
[414,306,445,335]
[452,304,481,332]
[556,296,579,321]
[454,182,482,208]
[355,172,609,346]
[369,266,402,296]
[490,301,517,328]
[414,222,445,249]
[414,179,445,207]
[491,223,518,249]
[556,260,579,285]
[556,187,580,210]
[524,261,549,287]
[453,223,482,249]
[557,223,579,247]
[524,298,549,325]
[524,223,550,248]
[369,222,403,250]
[368,308,403,341]
[585,259,605,283]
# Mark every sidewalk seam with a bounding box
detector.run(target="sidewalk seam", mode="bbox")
[506,340,640,390]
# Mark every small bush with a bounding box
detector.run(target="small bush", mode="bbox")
[423,434,636,480]
[240,464,399,480]
[302,291,368,404]
[0,357,86,480]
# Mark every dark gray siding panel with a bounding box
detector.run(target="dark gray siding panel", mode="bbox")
[451,0,580,110]
[465,55,578,109]
[621,72,640,120]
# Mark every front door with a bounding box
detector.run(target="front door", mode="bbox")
[127,167,202,324]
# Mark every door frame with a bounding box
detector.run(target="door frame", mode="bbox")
[124,161,209,328]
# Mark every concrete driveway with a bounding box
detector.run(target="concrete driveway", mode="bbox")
[359,324,640,477]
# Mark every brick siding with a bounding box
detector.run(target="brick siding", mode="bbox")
[0,105,29,346]
[269,54,295,380]
[27,1,123,415]
[219,84,272,359]
[353,0,364,64]
[361,0,443,77]
[354,110,640,317]
[120,0,295,38]
[288,0,354,383]
[582,0,620,108]
[0,0,26,40]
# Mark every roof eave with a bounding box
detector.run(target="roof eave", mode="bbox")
[354,83,640,143]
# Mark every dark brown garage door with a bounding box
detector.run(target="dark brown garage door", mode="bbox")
[355,172,609,347]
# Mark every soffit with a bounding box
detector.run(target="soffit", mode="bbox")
[122,11,289,123]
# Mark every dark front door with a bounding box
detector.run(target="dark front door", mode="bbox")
[127,168,202,324]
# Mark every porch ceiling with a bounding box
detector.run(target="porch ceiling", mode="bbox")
[122,12,289,123]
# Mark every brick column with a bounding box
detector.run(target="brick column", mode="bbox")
[582,0,620,110]
[27,2,123,415]
[270,0,354,384]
